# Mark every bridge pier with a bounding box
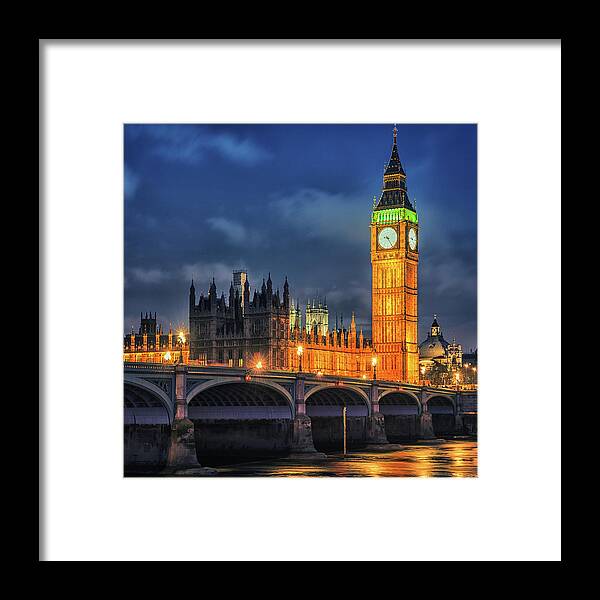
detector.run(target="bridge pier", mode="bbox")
[366,384,388,446]
[289,374,326,458]
[164,365,206,474]
[454,413,464,435]
[454,393,464,434]
[419,402,435,439]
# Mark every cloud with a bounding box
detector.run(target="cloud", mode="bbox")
[128,125,271,166]
[128,260,244,289]
[423,254,476,298]
[124,165,140,200]
[208,132,272,166]
[181,261,242,290]
[128,268,171,285]
[269,188,368,244]
[206,217,258,246]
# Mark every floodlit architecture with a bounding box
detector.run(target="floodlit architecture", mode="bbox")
[288,311,373,377]
[370,126,419,383]
[418,315,467,386]
[124,127,475,386]
[185,273,371,376]
[304,297,329,336]
[123,312,189,364]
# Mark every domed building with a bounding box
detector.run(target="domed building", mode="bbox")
[419,316,463,385]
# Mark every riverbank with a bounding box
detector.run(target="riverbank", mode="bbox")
[125,437,477,477]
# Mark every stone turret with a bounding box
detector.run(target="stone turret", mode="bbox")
[189,279,196,309]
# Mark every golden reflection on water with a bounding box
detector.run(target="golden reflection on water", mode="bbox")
[216,440,478,478]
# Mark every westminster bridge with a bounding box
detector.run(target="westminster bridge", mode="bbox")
[124,362,477,470]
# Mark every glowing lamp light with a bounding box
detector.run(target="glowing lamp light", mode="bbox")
[371,357,378,367]
[164,351,171,361]
[362,374,367,380]
[297,345,303,357]
[255,360,263,370]
[177,331,186,344]
[317,370,323,377]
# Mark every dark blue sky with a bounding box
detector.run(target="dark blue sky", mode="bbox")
[125,124,477,351]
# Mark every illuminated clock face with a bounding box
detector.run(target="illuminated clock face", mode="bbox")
[408,228,418,251]
[378,227,398,249]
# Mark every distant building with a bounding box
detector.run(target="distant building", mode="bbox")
[289,299,302,331]
[418,315,464,386]
[305,297,329,336]
[123,312,189,364]
[462,349,477,368]
[232,269,248,308]
[462,349,478,384]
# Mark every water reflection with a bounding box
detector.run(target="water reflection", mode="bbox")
[215,440,477,477]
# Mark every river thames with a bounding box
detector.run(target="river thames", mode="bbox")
[210,438,477,477]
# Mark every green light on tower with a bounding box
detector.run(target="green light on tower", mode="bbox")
[371,207,418,224]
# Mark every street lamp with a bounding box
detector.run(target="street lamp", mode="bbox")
[177,331,186,364]
[255,360,263,370]
[371,356,377,381]
[297,345,303,373]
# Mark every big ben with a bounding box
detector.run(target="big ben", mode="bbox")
[370,126,419,383]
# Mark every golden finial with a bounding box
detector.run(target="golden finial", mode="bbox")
[393,124,398,144]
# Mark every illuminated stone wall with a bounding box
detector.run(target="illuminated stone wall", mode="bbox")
[370,218,419,383]
[287,319,372,378]
[123,318,190,364]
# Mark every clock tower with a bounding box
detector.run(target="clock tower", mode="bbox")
[370,126,419,383]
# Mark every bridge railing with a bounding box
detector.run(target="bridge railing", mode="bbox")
[123,361,477,395]
[124,361,175,373]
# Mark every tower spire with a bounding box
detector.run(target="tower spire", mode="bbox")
[431,315,441,337]
[374,125,413,211]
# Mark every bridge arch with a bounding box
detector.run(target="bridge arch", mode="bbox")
[379,390,422,415]
[124,375,174,425]
[124,376,173,471]
[426,395,456,415]
[378,390,421,441]
[305,384,370,450]
[426,395,456,437]
[305,384,371,417]
[186,377,295,420]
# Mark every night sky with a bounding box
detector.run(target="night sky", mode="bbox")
[124,124,477,351]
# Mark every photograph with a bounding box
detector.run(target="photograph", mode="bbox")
[123,123,478,476]
[41,39,561,561]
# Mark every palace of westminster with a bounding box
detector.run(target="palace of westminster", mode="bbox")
[123,128,477,387]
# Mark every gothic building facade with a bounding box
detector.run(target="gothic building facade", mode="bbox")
[188,274,290,369]
[288,312,373,377]
[186,273,372,376]
[123,312,190,364]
